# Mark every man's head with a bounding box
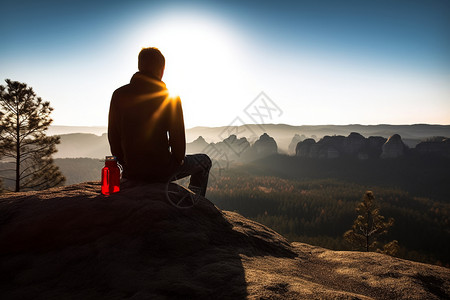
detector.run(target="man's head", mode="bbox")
[138,47,165,80]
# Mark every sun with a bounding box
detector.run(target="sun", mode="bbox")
[127,12,246,127]
[156,19,238,90]
[134,15,239,87]
[166,83,180,99]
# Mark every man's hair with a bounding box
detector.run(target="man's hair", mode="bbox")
[138,47,165,76]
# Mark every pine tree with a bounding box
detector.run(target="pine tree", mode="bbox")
[344,191,398,254]
[0,79,65,192]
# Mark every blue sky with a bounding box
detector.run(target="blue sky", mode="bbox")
[1,0,449,127]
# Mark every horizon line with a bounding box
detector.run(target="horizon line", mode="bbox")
[50,123,450,129]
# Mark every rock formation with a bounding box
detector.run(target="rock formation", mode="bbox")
[294,132,450,160]
[186,136,209,154]
[342,132,366,155]
[288,134,306,155]
[367,136,387,158]
[415,137,450,158]
[295,133,387,159]
[1,183,449,299]
[189,133,278,163]
[295,138,316,157]
[251,133,278,158]
[381,134,408,159]
[317,135,345,159]
[212,134,251,161]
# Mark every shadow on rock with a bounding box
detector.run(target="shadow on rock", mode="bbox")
[0,182,296,299]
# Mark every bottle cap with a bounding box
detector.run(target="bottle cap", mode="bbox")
[105,156,117,161]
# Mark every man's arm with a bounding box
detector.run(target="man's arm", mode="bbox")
[108,94,124,163]
[168,96,186,164]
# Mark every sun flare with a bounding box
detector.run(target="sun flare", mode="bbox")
[127,14,244,126]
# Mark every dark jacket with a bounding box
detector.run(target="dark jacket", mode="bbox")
[108,72,186,181]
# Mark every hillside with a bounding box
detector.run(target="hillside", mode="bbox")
[1,182,449,299]
[54,133,109,159]
[47,126,107,137]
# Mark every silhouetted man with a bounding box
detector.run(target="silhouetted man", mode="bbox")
[108,47,211,196]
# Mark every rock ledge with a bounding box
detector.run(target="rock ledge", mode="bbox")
[0,183,449,299]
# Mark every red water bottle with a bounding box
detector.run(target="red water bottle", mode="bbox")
[101,156,121,195]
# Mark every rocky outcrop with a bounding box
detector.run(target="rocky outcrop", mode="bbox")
[294,132,450,160]
[342,132,366,155]
[212,134,251,160]
[252,133,278,158]
[367,136,387,158]
[1,183,449,299]
[295,138,316,157]
[317,135,345,159]
[186,136,209,154]
[381,134,408,158]
[194,133,278,163]
[415,137,450,158]
[0,182,292,299]
[295,133,387,159]
[288,134,306,155]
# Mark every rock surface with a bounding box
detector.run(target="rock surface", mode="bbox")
[381,134,407,158]
[1,183,449,299]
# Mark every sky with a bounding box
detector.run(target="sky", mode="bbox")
[1,0,449,128]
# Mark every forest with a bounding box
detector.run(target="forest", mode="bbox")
[207,168,450,267]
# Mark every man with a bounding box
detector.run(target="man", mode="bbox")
[108,47,211,196]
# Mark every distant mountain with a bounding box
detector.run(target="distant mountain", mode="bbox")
[54,158,104,185]
[186,136,209,154]
[187,124,450,152]
[51,124,450,158]
[48,125,107,136]
[55,133,110,159]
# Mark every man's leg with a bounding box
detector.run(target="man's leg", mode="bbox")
[172,154,212,197]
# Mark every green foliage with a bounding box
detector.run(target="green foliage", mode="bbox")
[343,191,396,253]
[0,79,65,191]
